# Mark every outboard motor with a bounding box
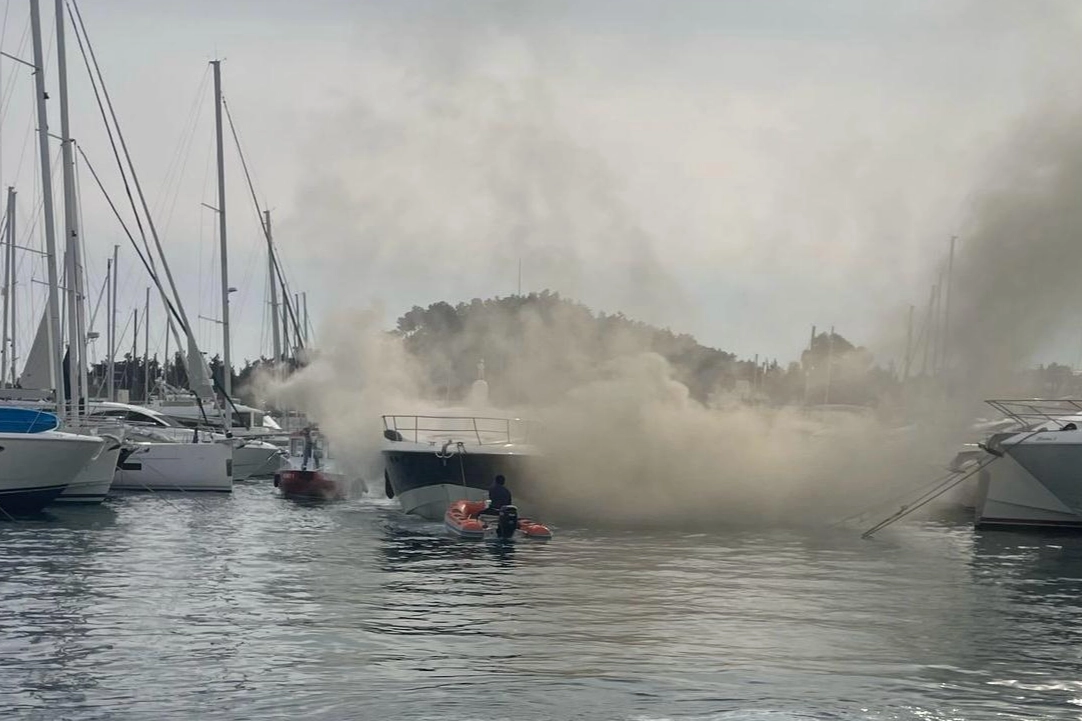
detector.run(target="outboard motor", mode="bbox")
[496,505,519,540]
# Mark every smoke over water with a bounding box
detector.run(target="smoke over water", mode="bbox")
[946,110,1082,399]
[258,304,963,529]
[254,4,1082,528]
[253,308,433,481]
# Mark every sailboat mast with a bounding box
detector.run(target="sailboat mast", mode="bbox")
[108,244,117,401]
[294,293,301,351]
[143,286,149,401]
[7,189,15,386]
[265,209,281,362]
[56,0,85,416]
[939,235,956,379]
[29,0,66,414]
[131,307,137,396]
[211,59,232,430]
[1,187,12,387]
[302,291,309,346]
[281,292,290,361]
[164,314,170,389]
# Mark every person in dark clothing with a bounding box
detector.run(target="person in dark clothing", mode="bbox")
[479,475,512,515]
[301,427,314,471]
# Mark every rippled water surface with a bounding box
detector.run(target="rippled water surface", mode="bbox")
[2,485,1081,720]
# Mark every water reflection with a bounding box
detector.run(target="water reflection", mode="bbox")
[3,488,1082,719]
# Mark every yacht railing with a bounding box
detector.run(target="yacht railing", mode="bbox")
[382,414,533,445]
[985,398,1082,430]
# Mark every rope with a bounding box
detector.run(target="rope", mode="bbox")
[457,443,467,488]
[859,455,999,539]
[859,425,1049,539]
[220,96,305,350]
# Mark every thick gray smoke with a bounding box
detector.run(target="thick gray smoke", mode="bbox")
[946,110,1082,398]
[259,301,962,527]
[527,352,955,527]
[251,307,435,481]
[252,2,1082,526]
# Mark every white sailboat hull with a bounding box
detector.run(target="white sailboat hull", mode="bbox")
[111,441,233,492]
[232,442,286,480]
[0,431,103,513]
[53,437,122,504]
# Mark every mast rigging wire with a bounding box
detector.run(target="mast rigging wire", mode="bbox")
[221,96,305,352]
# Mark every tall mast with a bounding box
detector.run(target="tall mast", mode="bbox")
[1,187,13,387]
[56,0,85,416]
[281,292,290,361]
[293,293,301,351]
[211,59,232,429]
[7,190,13,387]
[265,209,281,362]
[302,291,309,346]
[143,286,149,401]
[921,284,936,378]
[29,0,65,414]
[108,244,117,400]
[163,314,170,390]
[940,235,956,379]
[130,307,137,397]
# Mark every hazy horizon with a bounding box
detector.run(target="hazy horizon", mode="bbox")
[0,0,1080,375]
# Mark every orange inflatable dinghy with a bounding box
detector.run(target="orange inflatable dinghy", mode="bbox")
[444,499,552,540]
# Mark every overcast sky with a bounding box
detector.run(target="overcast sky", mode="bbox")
[1,0,1080,372]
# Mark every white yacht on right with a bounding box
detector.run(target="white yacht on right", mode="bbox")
[972,399,1082,529]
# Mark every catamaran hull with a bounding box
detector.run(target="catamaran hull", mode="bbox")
[0,431,103,514]
[975,432,1082,529]
[53,438,123,504]
[112,442,233,492]
[382,446,537,520]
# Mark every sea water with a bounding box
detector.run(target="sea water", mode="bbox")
[1,485,1079,720]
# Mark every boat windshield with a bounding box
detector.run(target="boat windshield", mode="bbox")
[88,407,185,428]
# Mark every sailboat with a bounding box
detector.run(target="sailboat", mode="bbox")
[0,0,108,512]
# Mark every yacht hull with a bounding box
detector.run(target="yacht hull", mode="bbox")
[975,431,1082,528]
[382,445,537,520]
[0,431,103,514]
[53,437,123,504]
[232,443,286,480]
[112,442,233,492]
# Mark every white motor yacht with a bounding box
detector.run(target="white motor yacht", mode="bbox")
[381,411,540,520]
[972,400,1082,529]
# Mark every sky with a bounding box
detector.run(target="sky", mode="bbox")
[1,0,1080,374]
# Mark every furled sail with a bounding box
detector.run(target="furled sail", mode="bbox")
[17,311,54,391]
[185,331,215,402]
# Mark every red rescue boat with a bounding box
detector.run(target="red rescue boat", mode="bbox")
[444,499,552,540]
[274,469,348,501]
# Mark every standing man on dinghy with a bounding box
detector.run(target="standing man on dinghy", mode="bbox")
[479,475,512,516]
